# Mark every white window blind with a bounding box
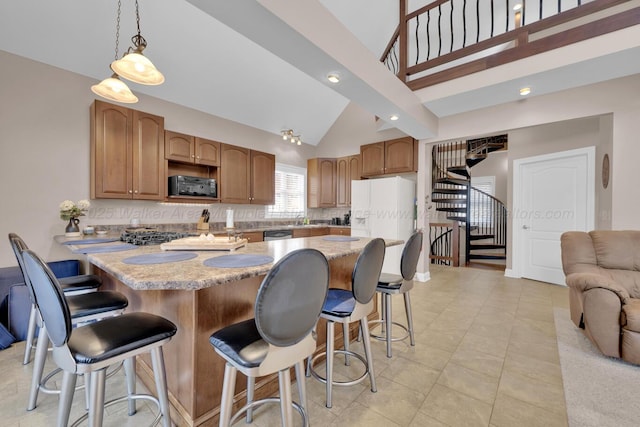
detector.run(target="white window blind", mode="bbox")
[470,176,495,225]
[266,164,306,218]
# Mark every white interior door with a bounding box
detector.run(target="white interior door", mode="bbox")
[513,147,594,285]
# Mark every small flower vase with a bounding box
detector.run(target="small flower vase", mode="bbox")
[65,218,81,237]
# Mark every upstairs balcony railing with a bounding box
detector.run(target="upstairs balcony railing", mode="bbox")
[382,0,640,89]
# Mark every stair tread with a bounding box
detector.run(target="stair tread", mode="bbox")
[432,188,467,195]
[469,234,495,240]
[468,254,507,260]
[437,207,466,212]
[435,178,468,186]
[432,197,467,202]
[469,244,506,250]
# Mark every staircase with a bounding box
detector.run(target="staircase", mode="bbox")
[431,135,508,266]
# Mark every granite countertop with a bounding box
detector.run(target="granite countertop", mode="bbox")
[60,236,401,291]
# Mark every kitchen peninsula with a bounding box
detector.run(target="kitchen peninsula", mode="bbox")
[62,236,401,427]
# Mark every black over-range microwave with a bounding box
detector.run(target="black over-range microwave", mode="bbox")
[168,175,217,198]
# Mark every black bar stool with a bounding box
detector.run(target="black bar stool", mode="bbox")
[8,233,102,365]
[8,233,129,411]
[210,248,329,427]
[22,249,177,427]
[370,231,423,358]
[308,238,385,408]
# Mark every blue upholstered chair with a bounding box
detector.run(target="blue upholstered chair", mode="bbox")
[371,231,423,358]
[308,238,386,408]
[210,248,329,427]
[22,249,177,427]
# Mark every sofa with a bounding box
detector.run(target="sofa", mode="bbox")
[561,230,640,364]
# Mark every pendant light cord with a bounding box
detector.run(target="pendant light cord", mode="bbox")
[131,0,148,50]
[114,0,121,61]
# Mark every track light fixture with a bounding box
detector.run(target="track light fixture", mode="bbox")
[281,129,303,146]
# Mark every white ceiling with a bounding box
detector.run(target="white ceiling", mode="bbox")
[1,0,639,146]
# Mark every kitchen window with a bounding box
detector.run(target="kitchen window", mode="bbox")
[265,164,306,218]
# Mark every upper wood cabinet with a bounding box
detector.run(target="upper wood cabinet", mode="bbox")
[220,144,275,204]
[165,131,220,167]
[91,100,164,200]
[360,137,417,177]
[307,158,337,208]
[337,154,361,207]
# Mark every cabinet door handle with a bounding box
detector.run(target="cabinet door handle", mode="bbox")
[196,156,200,159]
[134,190,138,194]
[191,155,195,158]
[128,190,133,194]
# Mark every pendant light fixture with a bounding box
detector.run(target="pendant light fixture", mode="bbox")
[91,0,138,103]
[111,0,164,85]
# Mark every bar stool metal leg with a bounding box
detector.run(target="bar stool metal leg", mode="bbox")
[278,369,294,426]
[219,363,237,427]
[343,322,350,366]
[124,357,137,416]
[295,361,307,413]
[28,324,49,410]
[23,305,38,365]
[326,320,335,408]
[151,347,172,427]
[246,376,255,423]
[359,318,377,392]
[58,371,77,427]
[384,293,393,358]
[88,368,107,427]
[404,292,415,346]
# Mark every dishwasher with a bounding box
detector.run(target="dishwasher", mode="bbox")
[263,229,294,241]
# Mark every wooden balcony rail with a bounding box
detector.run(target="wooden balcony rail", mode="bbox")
[382,0,640,90]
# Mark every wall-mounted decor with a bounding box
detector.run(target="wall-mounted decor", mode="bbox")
[602,153,610,189]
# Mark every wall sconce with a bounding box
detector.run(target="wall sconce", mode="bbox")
[281,129,303,145]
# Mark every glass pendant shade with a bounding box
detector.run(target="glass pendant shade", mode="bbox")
[91,74,139,103]
[111,50,165,85]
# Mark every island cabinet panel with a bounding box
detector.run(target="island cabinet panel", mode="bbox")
[91,100,164,200]
[292,227,329,238]
[329,227,351,236]
[360,141,385,177]
[307,158,336,208]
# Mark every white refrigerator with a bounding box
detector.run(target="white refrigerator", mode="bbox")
[351,176,416,275]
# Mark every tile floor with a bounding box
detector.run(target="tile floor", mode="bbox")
[0,265,571,426]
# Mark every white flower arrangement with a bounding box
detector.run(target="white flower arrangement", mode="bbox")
[59,199,90,221]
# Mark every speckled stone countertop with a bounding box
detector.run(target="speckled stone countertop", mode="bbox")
[58,236,401,291]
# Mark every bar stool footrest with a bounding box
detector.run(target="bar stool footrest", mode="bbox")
[309,349,369,387]
[368,319,411,343]
[70,393,162,427]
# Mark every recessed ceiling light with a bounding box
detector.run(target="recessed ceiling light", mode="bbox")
[389,114,399,121]
[513,3,523,11]
[519,87,531,96]
[327,73,340,83]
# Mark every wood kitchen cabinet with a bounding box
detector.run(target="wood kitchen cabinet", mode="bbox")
[360,137,416,177]
[165,130,220,167]
[293,227,329,238]
[329,227,351,236]
[220,144,275,204]
[337,154,361,207]
[91,100,164,200]
[243,231,264,243]
[307,158,337,208]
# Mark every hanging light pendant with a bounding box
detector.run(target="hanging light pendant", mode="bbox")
[91,73,138,103]
[111,0,164,85]
[92,0,138,103]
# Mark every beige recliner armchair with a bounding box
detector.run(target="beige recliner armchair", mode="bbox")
[561,230,640,365]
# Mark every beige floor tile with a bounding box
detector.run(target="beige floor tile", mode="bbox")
[415,328,466,353]
[380,355,441,394]
[457,332,510,359]
[449,347,504,378]
[502,350,563,386]
[497,369,566,416]
[408,413,449,427]
[436,362,500,405]
[491,392,568,427]
[356,376,426,426]
[330,401,401,427]
[398,341,453,371]
[420,384,493,427]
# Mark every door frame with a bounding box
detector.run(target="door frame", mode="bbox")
[510,146,595,281]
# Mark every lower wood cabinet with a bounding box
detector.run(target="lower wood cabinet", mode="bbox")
[243,231,264,243]
[292,227,329,238]
[329,227,351,236]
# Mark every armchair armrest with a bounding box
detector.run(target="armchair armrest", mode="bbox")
[566,272,630,305]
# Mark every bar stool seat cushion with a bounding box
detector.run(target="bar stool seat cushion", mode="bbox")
[66,291,128,320]
[209,319,268,369]
[322,289,355,317]
[377,273,403,289]
[59,274,102,291]
[68,312,177,365]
